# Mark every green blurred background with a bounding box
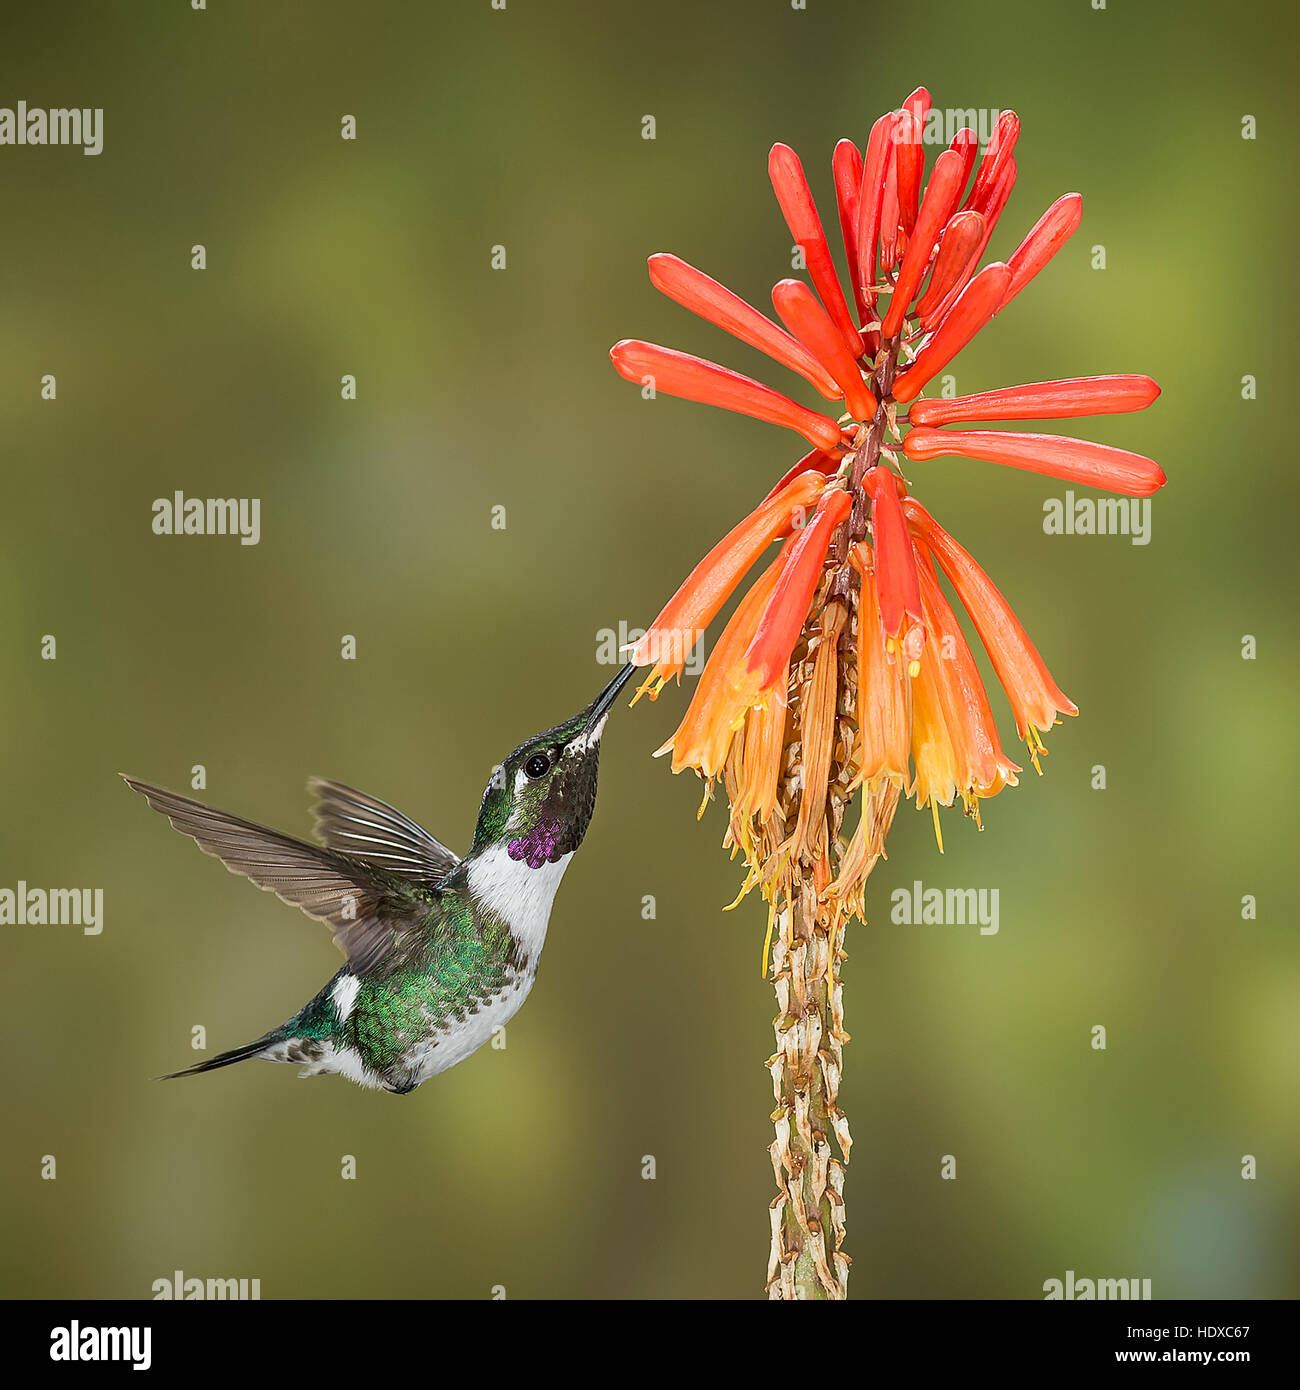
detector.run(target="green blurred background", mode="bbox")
[1,0,1296,1300]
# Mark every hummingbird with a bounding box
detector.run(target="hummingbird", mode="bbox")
[123,663,635,1095]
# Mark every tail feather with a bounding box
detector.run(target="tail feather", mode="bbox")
[158,1032,285,1081]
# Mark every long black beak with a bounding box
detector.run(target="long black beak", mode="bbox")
[586,662,637,731]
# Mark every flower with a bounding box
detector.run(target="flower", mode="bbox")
[610,85,1166,880]
[608,90,1166,1301]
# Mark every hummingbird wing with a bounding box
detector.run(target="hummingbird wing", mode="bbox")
[122,777,439,978]
[306,777,460,884]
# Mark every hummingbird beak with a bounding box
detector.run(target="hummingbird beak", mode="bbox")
[584,662,637,734]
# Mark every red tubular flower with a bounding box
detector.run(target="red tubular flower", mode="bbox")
[768,143,864,359]
[880,148,966,340]
[905,499,1076,756]
[772,279,877,420]
[903,426,1167,496]
[854,112,895,309]
[647,253,842,400]
[878,132,901,275]
[832,139,870,325]
[966,111,1020,212]
[894,109,924,237]
[1000,193,1083,312]
[864,467,924,667]
[629,469,831,687]
[610,340,843,451]
[909,375,1161,426]
[914,210,985,327]
[892,262,1011,403]
[741,487,851,692]
[948,127,979,199]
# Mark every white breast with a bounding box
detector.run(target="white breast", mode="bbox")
[466,845,574,963]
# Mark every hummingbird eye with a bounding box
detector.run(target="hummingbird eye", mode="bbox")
[523,753,551,780]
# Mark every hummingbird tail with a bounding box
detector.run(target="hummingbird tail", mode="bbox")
[157,1029,286,1081]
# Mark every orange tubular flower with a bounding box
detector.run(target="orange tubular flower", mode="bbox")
[741,487,851,694]
[893,262,1011,403]
[880,148,965,340]
[904,499,1076,765]
[629,468,830,693]
[903,426,1167,496]
[768,143,864,358]
[610,340,843,450]
[647,253,842,400]
[656,547,790,779]
[608,88,1167,1300]
[914,209,984,328]
[864,467,924,668]
[909,375,1160,426]
[849,546,910,792]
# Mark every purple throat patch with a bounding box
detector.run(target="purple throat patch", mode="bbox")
[507,821,561,869]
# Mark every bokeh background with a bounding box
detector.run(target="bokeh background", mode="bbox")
[1,0,1296,1300]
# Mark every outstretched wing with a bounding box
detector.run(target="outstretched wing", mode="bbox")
[306,777,460,885]
[122,777,439,978]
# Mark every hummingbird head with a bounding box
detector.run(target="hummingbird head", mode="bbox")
[470,663,635,868]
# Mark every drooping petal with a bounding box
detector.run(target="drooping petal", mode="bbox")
[790,601,847,859]
[880,148,967,340]
[902,426,1167,496]
[657,547,791,778]
[999,193,1083,312]
[647,253,842,399]
[904,499,1077,744]
[610,340,844,450]
[914,210,985,328]
[908,375,1161,426]
[768,143,864,359]
[864,467,924,665]
[742,487,852,691]
[891,262,1012,404]
[913,545,1020,818]
[849,545,909,791]
[629,469,831,683]
[772,279,878,420]
[739,669,788,824]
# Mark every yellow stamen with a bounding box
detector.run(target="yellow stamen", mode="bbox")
[930,798,944,853]
[760,903,776,979]
[696,778,712,820]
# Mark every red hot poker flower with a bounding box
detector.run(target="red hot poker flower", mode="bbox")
[609,86,1167,1303]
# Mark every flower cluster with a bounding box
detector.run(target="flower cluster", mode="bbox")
[611,88,1165,916]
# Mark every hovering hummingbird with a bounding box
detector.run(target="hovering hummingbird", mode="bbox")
[123,663,635,1095]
